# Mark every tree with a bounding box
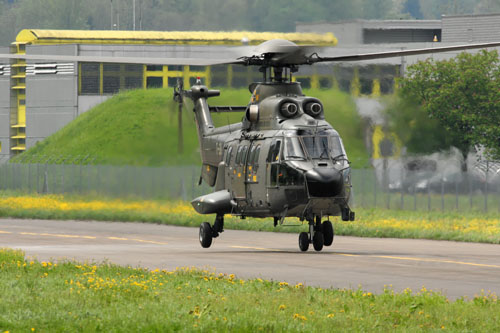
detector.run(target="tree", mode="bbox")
[384,95,457,155]
[399,50,500,166]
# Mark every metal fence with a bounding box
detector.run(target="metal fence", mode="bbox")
[1,161,500,212]
[0,162,211,201]
[351,168,500,213]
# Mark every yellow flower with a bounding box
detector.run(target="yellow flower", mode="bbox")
[293,313,307,321]
[279,304,286,311]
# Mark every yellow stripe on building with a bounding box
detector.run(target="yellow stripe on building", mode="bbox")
[16,29,337,46]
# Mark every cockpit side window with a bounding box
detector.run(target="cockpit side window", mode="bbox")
[270,140,281,162]
[329,136,343,158]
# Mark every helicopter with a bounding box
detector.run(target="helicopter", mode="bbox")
[2,38,500,251]
[172,38,500,251]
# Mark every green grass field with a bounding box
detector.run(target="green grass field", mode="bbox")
[14,88,369,168]
[0,248,498,332]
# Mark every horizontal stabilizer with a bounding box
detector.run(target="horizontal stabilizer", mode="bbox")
[209,106,247,113]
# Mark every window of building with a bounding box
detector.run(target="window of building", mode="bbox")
[146,77,163,88]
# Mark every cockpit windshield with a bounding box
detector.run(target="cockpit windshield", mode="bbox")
[283,129,344,161]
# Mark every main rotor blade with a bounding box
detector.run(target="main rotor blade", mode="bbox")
[0,53,242,66]
[312,41,500,63]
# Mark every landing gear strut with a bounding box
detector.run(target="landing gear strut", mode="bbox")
[199,215,224,248]
[298,216,335,252]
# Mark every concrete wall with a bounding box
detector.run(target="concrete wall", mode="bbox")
[442,14,500,43]
[78,95,111,115]
[25,44,78,149]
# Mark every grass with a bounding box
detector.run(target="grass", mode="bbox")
[0,192,499,244]
[14,87,369,168]
[0,248,499,332]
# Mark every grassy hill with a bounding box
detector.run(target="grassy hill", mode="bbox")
[16,88,369,167]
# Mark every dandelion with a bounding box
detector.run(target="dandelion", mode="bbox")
[293,313,307,321]
[327,314,335,318]
[279,304,286,311]
[279,282,289,287]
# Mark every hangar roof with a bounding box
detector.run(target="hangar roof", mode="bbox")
[15,29,337,46]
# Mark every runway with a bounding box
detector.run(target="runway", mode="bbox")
[1,218,499,299]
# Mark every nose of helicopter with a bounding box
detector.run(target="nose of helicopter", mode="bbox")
[305,168,343,197]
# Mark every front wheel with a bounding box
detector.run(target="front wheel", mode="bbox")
[298,232,309,252]
[322,221,334,246]
[312,231,324,252]
[199,222,213,248]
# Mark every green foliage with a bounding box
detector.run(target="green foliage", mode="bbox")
[17,87,369,167]
[383,95,456,155]
[400,50,500,159]
[0,248,499,331]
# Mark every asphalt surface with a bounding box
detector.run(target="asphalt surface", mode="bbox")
[1,218,499,299]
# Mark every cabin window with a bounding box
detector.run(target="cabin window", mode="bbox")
[225,146,233,165]
[248,145,256,166]
[235,146,243,165]
[254,145,261,169]
[240,146,248,166]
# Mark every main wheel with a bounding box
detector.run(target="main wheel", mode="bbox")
[312,231,324,252]
[322,221,334,246]
[298,232,309,252]
[199,222,213,248]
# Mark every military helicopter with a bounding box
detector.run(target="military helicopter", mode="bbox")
[171,39,500,251]
[2,38,500,251]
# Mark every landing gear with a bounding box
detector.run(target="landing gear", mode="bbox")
[341,207,355,221]
[199,215,224,248]
[297,216,325,252]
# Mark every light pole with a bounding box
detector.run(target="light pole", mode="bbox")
[110,0,113,30]
[133,0,136,31]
